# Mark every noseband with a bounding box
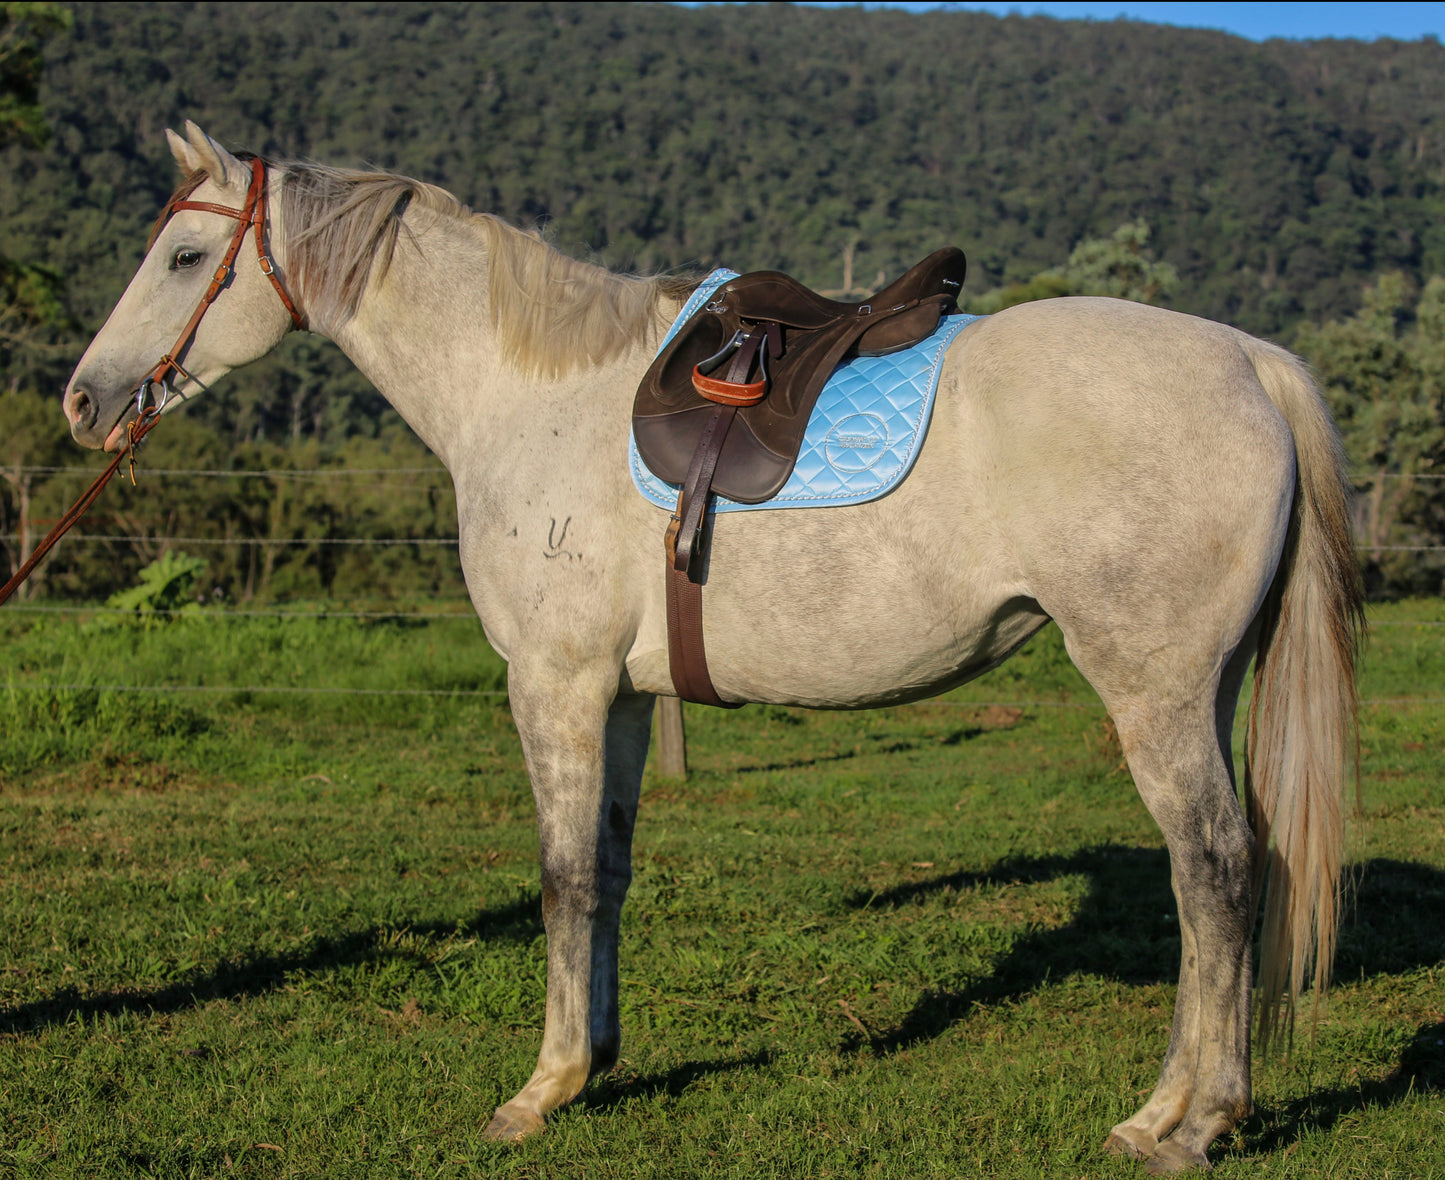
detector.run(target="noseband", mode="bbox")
[0,156,305,607]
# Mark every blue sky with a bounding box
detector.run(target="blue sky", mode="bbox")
[802,2,1445,42]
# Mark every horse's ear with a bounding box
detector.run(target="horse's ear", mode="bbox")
[165,121,247,191]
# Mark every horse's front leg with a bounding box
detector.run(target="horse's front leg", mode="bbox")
[485,665,653,1140]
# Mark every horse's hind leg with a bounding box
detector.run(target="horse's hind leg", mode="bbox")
[1098,636,1257,1172]
[484,666,652,1140]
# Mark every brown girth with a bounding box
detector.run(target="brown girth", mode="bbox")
[662,401,743,708]
[638,248,967,707]
[0,157,305,608]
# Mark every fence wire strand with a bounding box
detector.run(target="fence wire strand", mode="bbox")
[3,605,475,619]
[8,534,1445,552]
[14,465,1442,480]
[2,534,456,547]
[4,683,1444,709]
[6,470,1445,704]
[11,466,449,479]
[5,682,506,697]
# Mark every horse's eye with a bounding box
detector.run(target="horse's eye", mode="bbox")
[172,249,202,270]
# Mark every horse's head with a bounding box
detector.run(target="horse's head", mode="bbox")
[64,122,301,450]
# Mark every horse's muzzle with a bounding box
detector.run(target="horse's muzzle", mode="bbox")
[64,374,134,451]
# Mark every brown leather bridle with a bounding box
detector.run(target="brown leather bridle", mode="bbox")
[0,156,305,607]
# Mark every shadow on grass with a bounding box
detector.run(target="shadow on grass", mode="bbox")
[1335,856,1445,979]
[5,839,1439,1141]
[583,1049,776,1111]
[843,844,1180,1056]
[0,893,543,1036]
[1228,856,1445,1148]
[843,848,1445,1056]
[842,846,1445,1152]
[732,726,989,775]
[1247,1017,1445,1152]
[735,749,866,776]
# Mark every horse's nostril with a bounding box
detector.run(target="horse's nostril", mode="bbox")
[66,388,97,429]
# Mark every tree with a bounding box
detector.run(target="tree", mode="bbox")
[0,385,75,598]
[0,253,68,379]
[0,3,72,389]
[1295,273,1445,595]
[967,221,1180,312]
[0,2,69,148]
[0,4,73,599]
[4,4,1445,602]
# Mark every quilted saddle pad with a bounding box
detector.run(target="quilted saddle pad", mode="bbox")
[629,268,981,513]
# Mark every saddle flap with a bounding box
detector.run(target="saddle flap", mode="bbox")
[632,406,793,505]
[651,313,731,408]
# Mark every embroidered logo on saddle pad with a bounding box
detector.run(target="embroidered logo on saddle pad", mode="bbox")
[629,269,980,512]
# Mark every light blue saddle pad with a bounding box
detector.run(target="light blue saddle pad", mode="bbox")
[629,268,981,512]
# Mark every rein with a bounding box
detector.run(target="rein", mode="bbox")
[0,156,304,608]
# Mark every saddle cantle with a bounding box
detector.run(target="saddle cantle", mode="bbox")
[632,247,967,709]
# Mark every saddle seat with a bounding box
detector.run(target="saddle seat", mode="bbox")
[634,246,966,505]
[631,246,967,709]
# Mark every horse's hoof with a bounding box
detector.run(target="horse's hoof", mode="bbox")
[1144,1139,1210,1174]
[1104,1127,1157,1160]
[484,1103,545,1142]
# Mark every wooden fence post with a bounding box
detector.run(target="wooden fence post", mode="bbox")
[655,695,687,778]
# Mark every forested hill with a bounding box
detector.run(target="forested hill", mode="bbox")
[4,1,1443,353]
[2,2,1443,601]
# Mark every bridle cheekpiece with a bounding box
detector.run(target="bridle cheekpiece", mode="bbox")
[138,155,307,419]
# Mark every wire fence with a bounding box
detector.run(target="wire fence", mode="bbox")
[5,465,1445,704]
[2,605,475,619]
[11,535,1445,552]
[2,680,1442,710]
[8,464,1445,550]
[3,682,507,698]
[12,466,1445,480]
[2,534,458,547]
[8,466,450,479]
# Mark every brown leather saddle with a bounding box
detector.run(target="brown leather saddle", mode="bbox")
[632,247,967,708]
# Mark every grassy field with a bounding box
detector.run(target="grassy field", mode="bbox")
[0,601,1441,1178]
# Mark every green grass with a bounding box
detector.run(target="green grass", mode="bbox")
[0,602,1441,1177]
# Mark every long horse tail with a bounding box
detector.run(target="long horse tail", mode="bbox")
[1240,336,1365,1051]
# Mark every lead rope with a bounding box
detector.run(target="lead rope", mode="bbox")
[0,404,162,608]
